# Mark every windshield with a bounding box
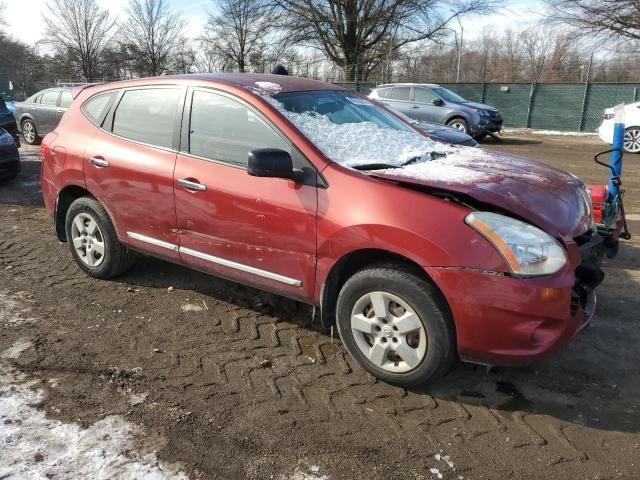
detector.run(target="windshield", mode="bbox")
[431,87,466,103]
[270,90,448,168]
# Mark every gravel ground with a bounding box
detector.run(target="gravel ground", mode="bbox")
[0,134,639,479]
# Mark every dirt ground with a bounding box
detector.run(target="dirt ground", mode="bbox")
[1,133,639,479]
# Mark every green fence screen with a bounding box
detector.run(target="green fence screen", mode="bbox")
[343,81,640,132]
[439,82,640,132]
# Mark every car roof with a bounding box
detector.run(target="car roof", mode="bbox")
[374,83,440,88]
[79,73,346,97]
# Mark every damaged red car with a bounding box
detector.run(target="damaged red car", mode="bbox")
[40,74,615,386]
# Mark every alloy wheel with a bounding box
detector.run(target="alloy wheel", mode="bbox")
[350,291,427,373]
[22,121,35,144]
[448,121,468,133]
[624,128,640,153]
[70,212,106,267]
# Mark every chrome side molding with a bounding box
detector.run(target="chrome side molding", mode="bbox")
[126,232,302,287]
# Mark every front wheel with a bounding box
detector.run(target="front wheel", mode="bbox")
[446,118,469,134]
[65,197,133,279]
[336,264,456,386]
[624,127,640,154]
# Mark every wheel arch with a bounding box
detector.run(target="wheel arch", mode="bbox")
[318,248,453,332]
[55,184,93,241]
[444,114,469,125]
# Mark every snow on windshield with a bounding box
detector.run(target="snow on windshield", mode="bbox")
[262,93,504,184]
[262,94,454,167]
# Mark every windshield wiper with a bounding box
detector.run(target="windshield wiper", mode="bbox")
[352,155,428,171]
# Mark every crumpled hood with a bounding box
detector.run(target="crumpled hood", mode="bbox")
[370,150,592,238]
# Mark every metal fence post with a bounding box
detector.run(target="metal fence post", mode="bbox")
[579,55,593,132]
[526,57,545,128]
[480,53,487,103]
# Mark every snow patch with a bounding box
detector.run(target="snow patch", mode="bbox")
[181,303,204,313]
[0,290,37,326]
[503,128,597,137]
[0,342,188,479]
[254,81,282,95]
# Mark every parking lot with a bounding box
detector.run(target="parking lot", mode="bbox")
[1,134,639,479]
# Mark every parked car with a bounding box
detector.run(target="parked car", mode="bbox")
[598,102,640,153]
[0,127,20,180]
[13,87,74,145]
[389,107,478,147]
[0,94,18,137]
[41,74,609,386]
[369,83,502,139]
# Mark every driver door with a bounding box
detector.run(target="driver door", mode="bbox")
[411,87,445,123]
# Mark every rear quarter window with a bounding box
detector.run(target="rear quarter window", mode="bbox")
[82,92,117,126]
[60,91,73,108]
[111,88,181,149]
[41,90,60,106]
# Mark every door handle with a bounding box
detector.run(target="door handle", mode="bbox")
[177,178,207,191]
[411,105,420,109]
[56,109,64,113]
[89,156,109,168]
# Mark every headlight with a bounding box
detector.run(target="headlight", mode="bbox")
[472,108,489,116]
[465,212,567,277]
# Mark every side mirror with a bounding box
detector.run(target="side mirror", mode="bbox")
[248,148,299,181]
[432,98,444,106]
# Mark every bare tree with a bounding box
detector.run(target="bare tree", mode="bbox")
[192,40,231,72]
[43,0,117,81]
[204,0,278,72]
[544,0,640,43]
[122,0,186,76]
[275,0,501,81]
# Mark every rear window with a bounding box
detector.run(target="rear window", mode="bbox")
[41,90,60,106]
[60,91,73,108]
[387,87,411,101]
[82,92,117,126]
[112,88,181,149]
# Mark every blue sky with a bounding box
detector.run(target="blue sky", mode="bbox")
[6,0,545,46]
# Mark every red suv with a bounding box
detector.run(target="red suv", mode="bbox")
[41,74,613,386]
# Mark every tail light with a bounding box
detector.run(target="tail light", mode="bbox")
[603,113,614,120]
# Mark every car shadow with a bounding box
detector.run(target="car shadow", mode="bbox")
[481,136,543,146]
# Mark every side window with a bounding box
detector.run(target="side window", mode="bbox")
[373,88,389,99]
[82,92,117,126]
[41,90,60,106]
[32,95,42,104]
[60,91,73,108]
[189,90,290,168]
[414,88,438,104]
[388,87,411,101]
[112,88,181,149]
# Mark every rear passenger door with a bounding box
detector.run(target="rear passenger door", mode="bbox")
[173,88,318,300]
[83,86,185,259]
[37,89,61,134]
[379,86,413,117]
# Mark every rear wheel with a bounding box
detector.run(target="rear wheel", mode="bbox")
[21,119,40,145]
[446,117,470,134]
[65,197,133,279]
[624,127,640,154]
[336,264,456,386]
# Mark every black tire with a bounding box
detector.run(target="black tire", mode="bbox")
[21,119,40,145]
[473,133,487,141]
[65,197,133,279]
[446,117,469,134]
[336,263,456,386]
